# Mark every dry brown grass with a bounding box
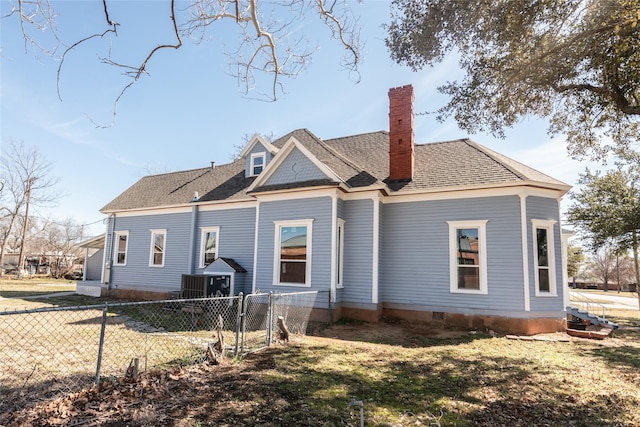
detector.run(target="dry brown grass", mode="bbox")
[3,313,639,426]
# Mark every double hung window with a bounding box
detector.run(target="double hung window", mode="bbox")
[274,220,312,286]
[448,220,488,294]
[250,153,265,176]
[532,220,557,295]
[200,227,220,268]
[336,219,345,288]
[114,231,128,266]
[149,229,166,267]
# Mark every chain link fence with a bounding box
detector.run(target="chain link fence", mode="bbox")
[240,291,331,354]
[0,290,330,416]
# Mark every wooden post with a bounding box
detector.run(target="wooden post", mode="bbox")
[277,315,289,341]
[207,314,226,364]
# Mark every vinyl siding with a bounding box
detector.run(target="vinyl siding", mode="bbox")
[379,195,525,313]
[195,207,256,295]
[526,196,564,312]
[86,248,103,281]
[255,196,333,292]
[341,199,374,304]
[109,212,192,292]
[264,148,328,186]
[337,198,345,219]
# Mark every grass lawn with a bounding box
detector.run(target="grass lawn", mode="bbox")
[4,309,640,426]
[570,288,639,299]
[0,277,76,298]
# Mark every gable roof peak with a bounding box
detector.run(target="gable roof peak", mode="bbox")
[238,134,279,158]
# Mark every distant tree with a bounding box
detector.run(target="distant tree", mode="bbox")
[0,140,59,276]
[617,254,638,290]
[4,0,362,109]
[230,132,277,161]
[30,218,85,279]
[567,243,584,280]
[585,247,617,291]
[567,168,640,305]
[386,0,640,160]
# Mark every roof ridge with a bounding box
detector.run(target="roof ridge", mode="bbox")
[324,130,388,143]
[142,167,209,179]
[141,158,243,179]
[280,129,375,185]
[414,138,472,147]
[316,132,386,185]
[463,140,528,181]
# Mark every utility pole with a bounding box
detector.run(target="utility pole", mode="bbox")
[17,178,33,278]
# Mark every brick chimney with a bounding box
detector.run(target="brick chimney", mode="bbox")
[388,85,415,181]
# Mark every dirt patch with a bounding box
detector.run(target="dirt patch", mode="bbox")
[4,359,255,426]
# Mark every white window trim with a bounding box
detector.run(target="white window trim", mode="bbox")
[250,152,266,176]
[114,231,129,266]
[532,219,557,297]
[448,220,488,294]
[199,226,221,268]
[273,219,313,287]
[336,219,345,289]
[149,229,167,267]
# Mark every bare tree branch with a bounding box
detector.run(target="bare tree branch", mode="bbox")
[13,0,60,56]
[56,28,118,102]
[87,0,183,127]
[11,0,363,120]
[0,140,60,277]
[315,0,361,82]
[552,83,640,115]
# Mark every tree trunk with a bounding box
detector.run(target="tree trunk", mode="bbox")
[0,214,19,278]
[277,316,290,341]
[207,314,225,364]
[633,230,640,310]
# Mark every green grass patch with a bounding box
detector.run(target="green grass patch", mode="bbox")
[4,319,640,426]
[256,327,640,426]
[0,277,76,298]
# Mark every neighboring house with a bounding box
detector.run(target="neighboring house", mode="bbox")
[77,234,106,281]
[98,85,571,334]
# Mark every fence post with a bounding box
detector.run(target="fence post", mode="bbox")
[241,294,248,355]
[234,293,243,356]
[266,292,273,347]
[95,304,108,387]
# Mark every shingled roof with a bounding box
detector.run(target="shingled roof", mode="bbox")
[101,129,569,213]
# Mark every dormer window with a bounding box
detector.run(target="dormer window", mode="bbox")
[250,152,265,176]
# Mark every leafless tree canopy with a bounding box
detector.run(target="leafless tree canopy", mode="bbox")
[6,0,362,124]
[585,247,637,289]
[0,140,60,276]
[30,217,86,278]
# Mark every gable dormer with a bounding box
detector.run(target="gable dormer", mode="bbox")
[247,136,343,193]
[239,134,279,178]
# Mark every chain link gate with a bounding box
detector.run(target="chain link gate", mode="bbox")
[239,290,331,354]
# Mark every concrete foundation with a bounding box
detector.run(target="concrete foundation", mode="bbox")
[102,288,171,301]
[339,304,566,335]
[97,288,566,335]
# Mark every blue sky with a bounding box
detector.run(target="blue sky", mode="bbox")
[1,1,600,237]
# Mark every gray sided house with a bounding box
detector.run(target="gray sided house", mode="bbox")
[99,85,571,334]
